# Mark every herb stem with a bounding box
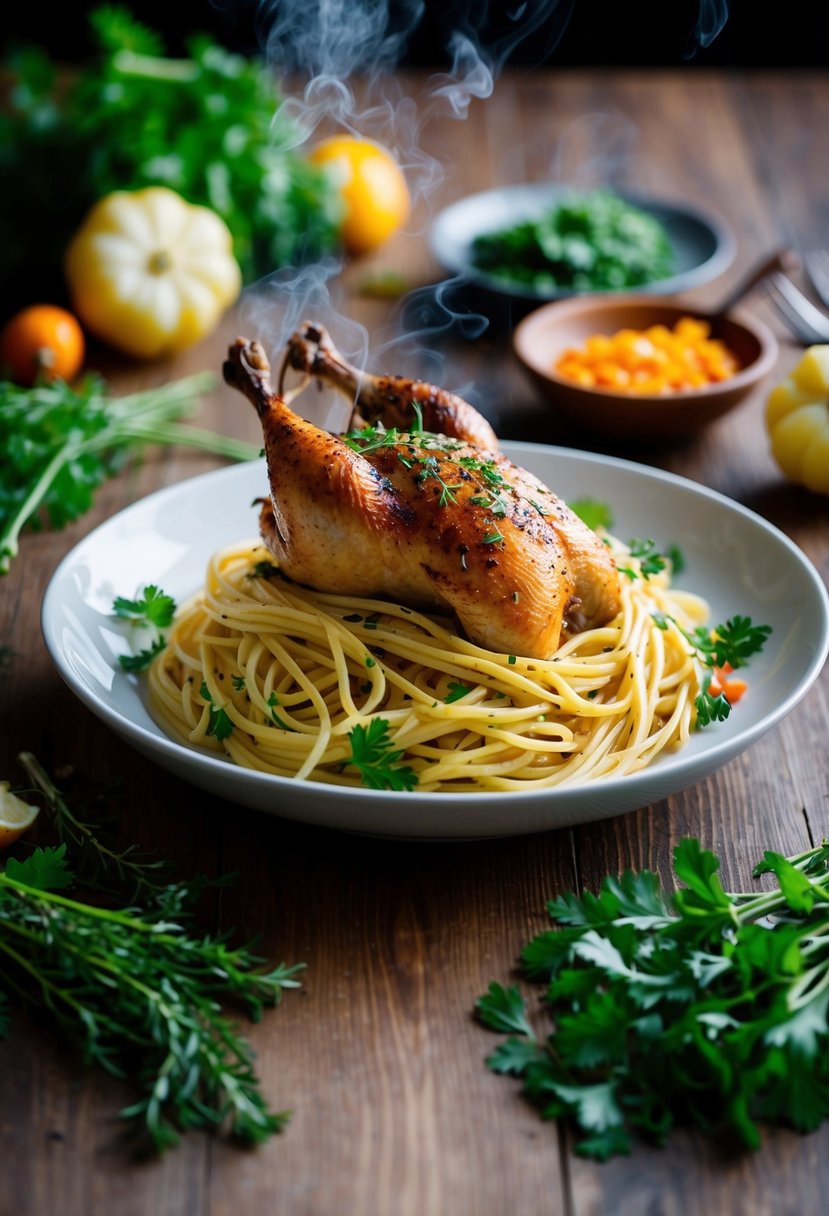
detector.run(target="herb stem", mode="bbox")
[123,421,260,462]
[112,49,201,83]
[0,443,72,571]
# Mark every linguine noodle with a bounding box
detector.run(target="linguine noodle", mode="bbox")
[147,539,708,792]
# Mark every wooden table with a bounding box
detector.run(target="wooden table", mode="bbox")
[3,68,829,1216]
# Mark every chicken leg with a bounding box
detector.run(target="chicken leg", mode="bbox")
[224,336,620,658]
[284,321,499,450]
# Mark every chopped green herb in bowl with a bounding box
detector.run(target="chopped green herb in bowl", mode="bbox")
[470,190,674,294]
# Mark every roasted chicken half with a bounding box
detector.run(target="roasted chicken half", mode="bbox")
[223,332,620,659]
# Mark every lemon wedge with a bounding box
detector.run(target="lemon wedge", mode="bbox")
[0,782,40,849]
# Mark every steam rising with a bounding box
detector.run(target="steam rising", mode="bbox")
[237,0,731,385]
[240,0,572,384]
[688,0,731,52]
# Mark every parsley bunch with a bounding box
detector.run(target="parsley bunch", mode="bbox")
[477,837,829,1160]
[0,373,258,575]
[0,755,303,1153]
[1,5,341,296]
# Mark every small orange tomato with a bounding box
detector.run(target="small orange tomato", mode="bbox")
[0,304,86,386]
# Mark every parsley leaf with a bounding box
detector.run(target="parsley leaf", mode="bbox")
[345,718,419,792]
[112,584,176,628]
[113,584,178,672]
[4,844,75,892]
[569,498,614,532]
[445,681,472,703]
[694,679,732,727]
[618,538,667,580]
[200,682,234,741]
[478,836,829,1159]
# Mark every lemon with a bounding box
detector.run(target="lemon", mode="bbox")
[308,136,410,257]
[0,782,40,850]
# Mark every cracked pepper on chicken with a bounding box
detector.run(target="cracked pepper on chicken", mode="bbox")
[223,325,620,659]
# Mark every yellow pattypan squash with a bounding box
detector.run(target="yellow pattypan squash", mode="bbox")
[765,345,829,494]
[65,186,242,360]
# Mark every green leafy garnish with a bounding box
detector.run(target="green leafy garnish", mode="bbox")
[117,636,168,674]
[445,681,472,703]
[0,5,340,293]
[653,612,771,728]
[477,836,829,1160]
[345,718,419,792]
[687,614,773,671]
[569,498,614,532]
[0,374,258,576]
[618,537,667,580]
[200,681,234,741]
[694,674,732,726]
[113,584,176,629]
[266,691,295,733]
[0,756,303,1153]
[113,584,178,672]
[470,189,674,293]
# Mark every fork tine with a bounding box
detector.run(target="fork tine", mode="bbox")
[764,282,823,346]
[805,250,829,312]
[764,272,829,345]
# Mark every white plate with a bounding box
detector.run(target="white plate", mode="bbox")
[430,185,735,305]
[41,447,829,840]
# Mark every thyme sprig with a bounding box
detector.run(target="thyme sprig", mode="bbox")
[0,757,303,1154]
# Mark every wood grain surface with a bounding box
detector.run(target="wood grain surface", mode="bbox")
[2,69,828,1216]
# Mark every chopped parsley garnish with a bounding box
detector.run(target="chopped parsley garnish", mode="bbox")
[666,543,685,574]
[249,559,279,579]
[266,691,295,732]
[117,637,168,673]
[112,584,177,672]
[689,614,773,670]
[200,681,234,741]
[568,498,613,532]
[618,538,667,580]
[651,611,772,727]
[445,681,472,703]
[345,718,419,791]
[483,531,504,545]
[694,674,731,726]
[113,584,176,628]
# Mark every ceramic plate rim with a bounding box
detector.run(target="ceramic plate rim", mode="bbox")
[40,447,829,836]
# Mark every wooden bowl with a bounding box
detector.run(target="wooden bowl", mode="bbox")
[513,295,778,442]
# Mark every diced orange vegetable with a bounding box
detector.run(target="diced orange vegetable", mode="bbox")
[709,662,748,705]
[554,316,740,395]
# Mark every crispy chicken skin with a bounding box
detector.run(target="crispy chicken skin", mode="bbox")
[224,334,620,659]
[284,321,499,450]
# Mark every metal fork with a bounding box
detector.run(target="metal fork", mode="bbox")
[763,271,829,345]
[805,249,829,311]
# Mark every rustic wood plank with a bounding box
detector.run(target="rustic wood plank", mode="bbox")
[2,68,828,1216]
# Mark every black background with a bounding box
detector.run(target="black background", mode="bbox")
[2,0,828,68]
